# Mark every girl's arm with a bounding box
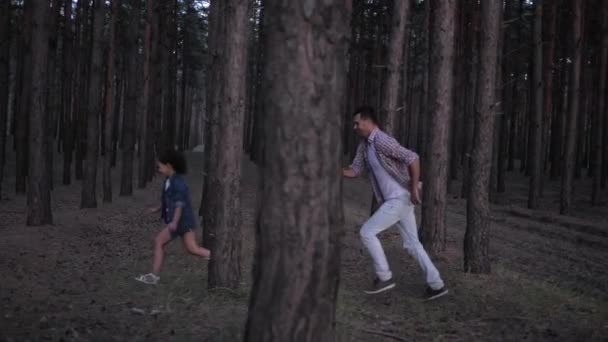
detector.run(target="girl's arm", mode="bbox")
[167,207,182,231]
[168,180,187,230]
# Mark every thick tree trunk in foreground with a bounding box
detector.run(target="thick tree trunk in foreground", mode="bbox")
[244,1,350,341]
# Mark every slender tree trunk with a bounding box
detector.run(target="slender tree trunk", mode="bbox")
[417,0,431,162]
[575,64,590,180]
[178,67,187,151]
[200,0,249,289]
[120,0,140,197]
[593,0,608,204]
[244,1,349,340]
[0,0,9,199]
[450,0,465,184]
[183,85,193,149]
[16,0,34,194]
[149,3,162,182]
[178,0,193,151]
[249,2,266,162]
[81,0,105,208]
[541,0,557,180]
[27,1,53,225]
[138,0,156,188]
[45,0,62,191]
[528,1,543,209]
[161,0,177,151]
[249,2,267,165]
[75,0,91,181]
[381,0,410,135]
[61,0,74,185]
[460,0,479,198]
[111,67,122,168]
[560,0,584,215]
[464,0,501,274]
[420,0,456,254]
[551,58,569,179]
[490,8,504,200]
[498,0,518,194]
[103,0,119,203]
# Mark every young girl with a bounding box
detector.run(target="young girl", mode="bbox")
[136,149,211,285]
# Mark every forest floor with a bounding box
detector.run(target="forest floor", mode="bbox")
[1,152,607,341]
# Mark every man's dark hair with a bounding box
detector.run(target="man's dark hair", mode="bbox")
[159,149,188,174]
[353,105,378,124]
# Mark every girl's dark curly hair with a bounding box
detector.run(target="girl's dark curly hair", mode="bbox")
[158,149,187,174]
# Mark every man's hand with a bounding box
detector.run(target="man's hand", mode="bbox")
[167,222,178,232]
[342,167,357,178]
[409,182,422,205]
[407,159,421,205]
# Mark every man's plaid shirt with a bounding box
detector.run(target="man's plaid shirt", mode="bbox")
[350,128,419,204]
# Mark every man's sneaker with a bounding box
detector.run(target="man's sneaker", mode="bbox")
[135,273,160,285]
[364,277,396,294]
[424,286,448,301]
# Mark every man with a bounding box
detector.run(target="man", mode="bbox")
[342,106,448,300]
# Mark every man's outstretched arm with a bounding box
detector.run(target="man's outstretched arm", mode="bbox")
[342,143,365,178]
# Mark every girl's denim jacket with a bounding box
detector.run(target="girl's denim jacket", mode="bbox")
[161,174,196,230]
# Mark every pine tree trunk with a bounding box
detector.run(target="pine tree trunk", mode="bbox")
[249,2,267,165]
[161,0,177,151]
[200,0,249,289]
[381,0,410,135]
[464,0,501,274]
[27,1,53,225]
[16,0,34,194]
[103,0,119,203]
[111,68,122,168]
[149,4,162,182]
[178,68,187,151]
[560,0,584,215]
[417,0,431,162]
[183,86,193,149]
[593,0,608,204]
[528,1,543,209]
[0,0,9,199]
[45,0,62,191]
[81,0,105,208]
[551,57,569,180]
[61,0,74,185]
[498,0,519,194]
[541,0,557,180]
[490,9,504,200]
[138,0,156,188]
[74,0,91,181]
[420,0,456,254]
[120,0,140,196]
[244,1,349,340]
[450,0,465,184]
[460,0,479,198]
[575,65,590,180]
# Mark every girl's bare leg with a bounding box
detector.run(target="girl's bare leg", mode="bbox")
[182,232,211,258]
[153,229,173,274]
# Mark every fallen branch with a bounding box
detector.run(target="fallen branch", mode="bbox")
[359,328,408,342]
